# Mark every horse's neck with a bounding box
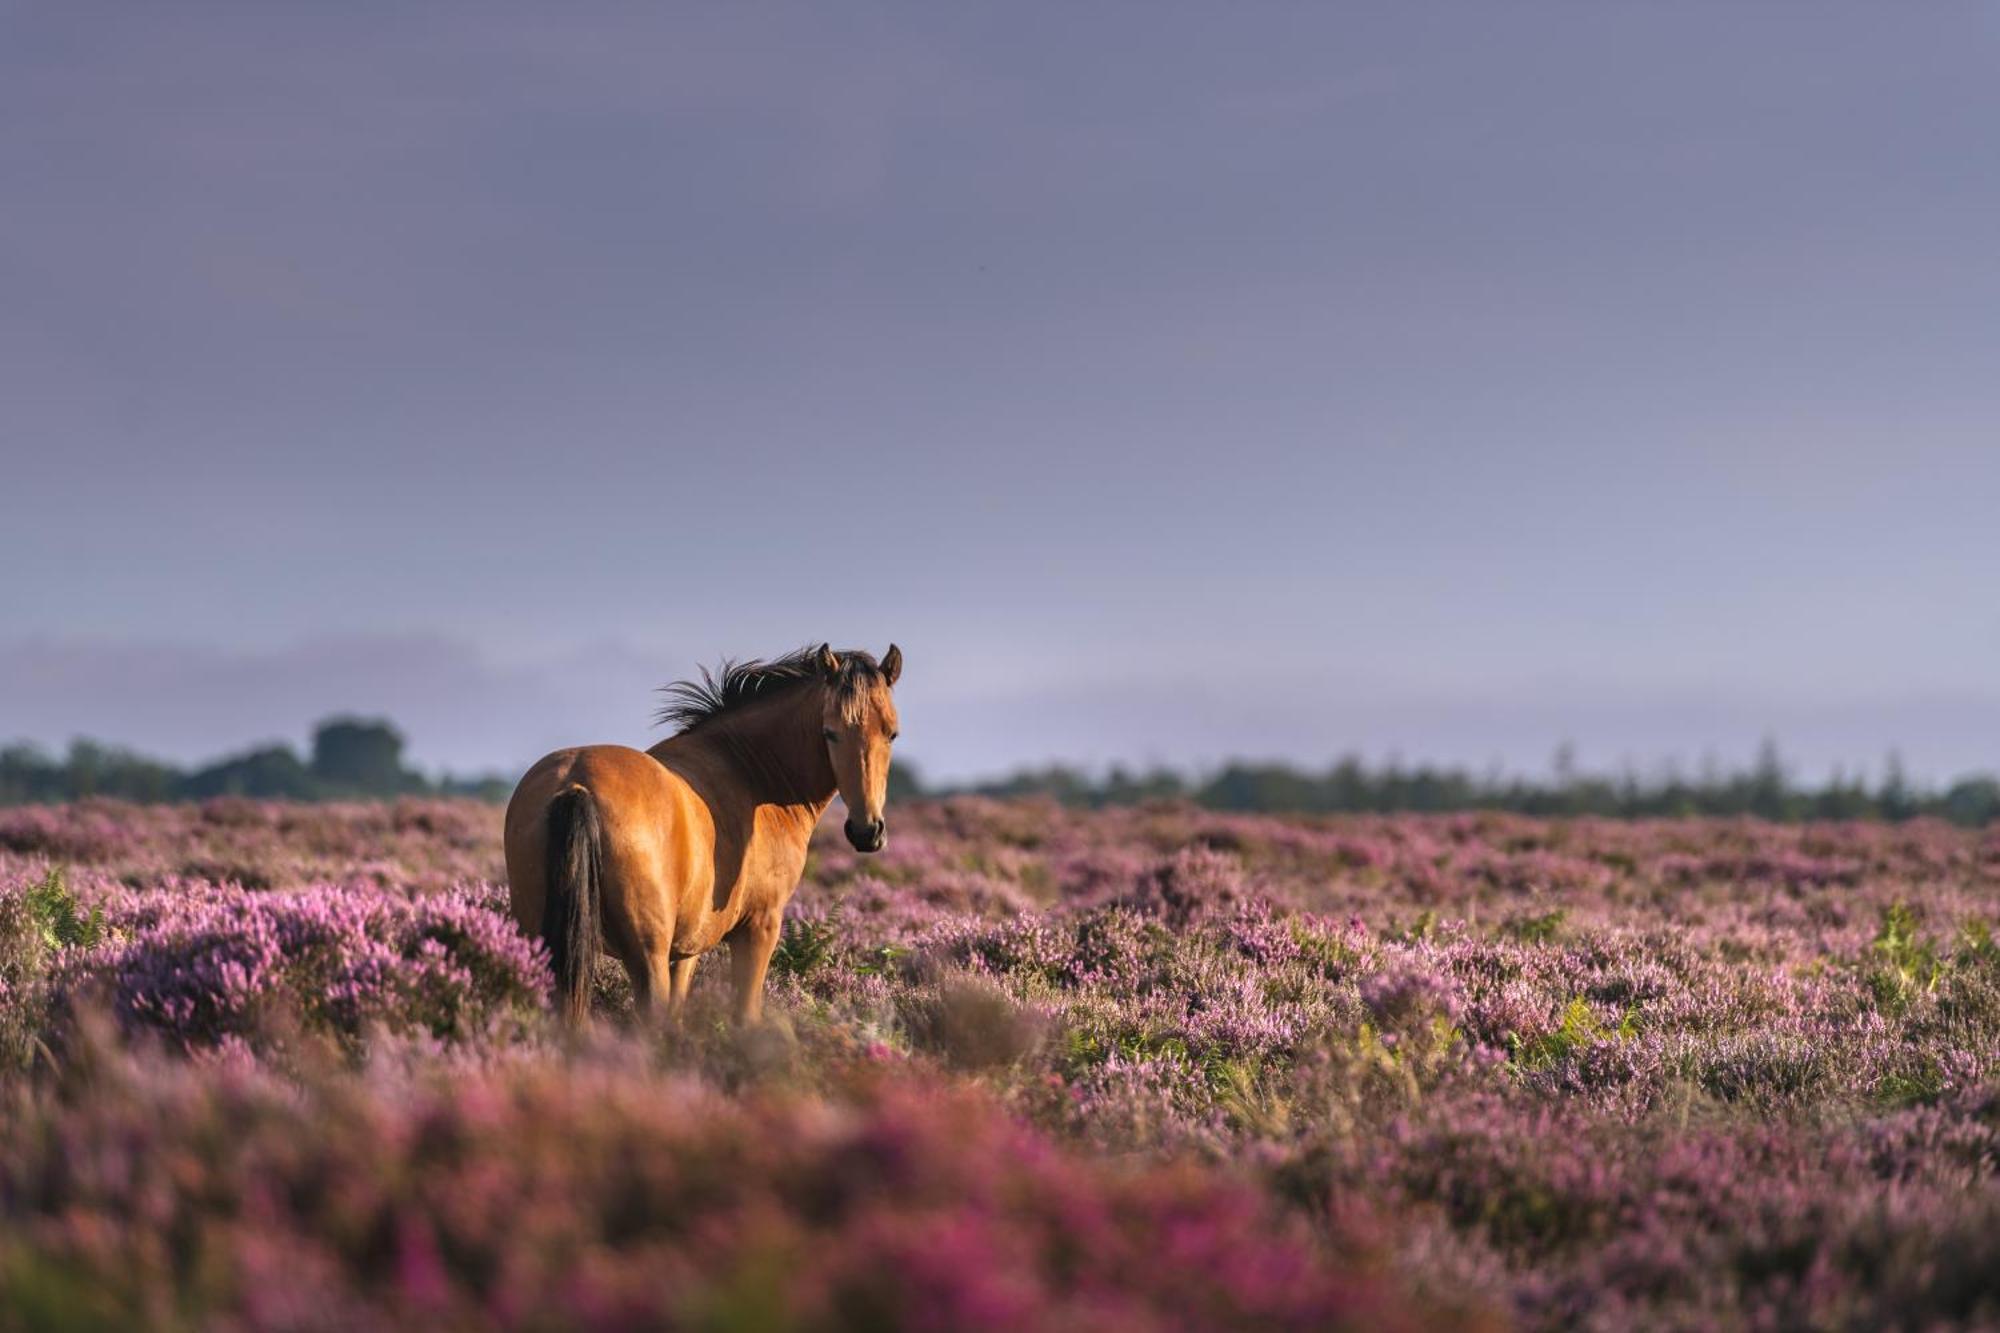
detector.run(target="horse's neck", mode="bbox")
[674,692,835,819]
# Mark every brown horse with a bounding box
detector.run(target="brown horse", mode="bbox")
[504,644,901,1023]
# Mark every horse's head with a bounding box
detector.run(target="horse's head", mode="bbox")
[817,643,901,853]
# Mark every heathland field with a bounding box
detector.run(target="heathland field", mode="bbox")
[4,799,2000,1330]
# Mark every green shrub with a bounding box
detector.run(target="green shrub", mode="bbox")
[0,868,103,1070]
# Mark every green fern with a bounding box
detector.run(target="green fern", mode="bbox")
[1510,997,1636,1070]
[1868,903,1941,1014]
[769,916,838,980]
[24,868,104,953]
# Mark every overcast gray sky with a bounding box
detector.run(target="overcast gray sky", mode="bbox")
[4,2,1998,783]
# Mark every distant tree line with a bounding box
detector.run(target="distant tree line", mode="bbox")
[945,741,2000,827]
[0,718,511,805]
[5,724,1996,825]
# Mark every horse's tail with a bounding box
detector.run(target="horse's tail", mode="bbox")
[542,785,604,1024]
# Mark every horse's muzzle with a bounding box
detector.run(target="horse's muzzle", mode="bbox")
[844,817,886,854]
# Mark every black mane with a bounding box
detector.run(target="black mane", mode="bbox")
[654,646,883,734]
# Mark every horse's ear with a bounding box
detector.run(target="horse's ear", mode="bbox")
[816,643,841,677]
[881,644,902,686]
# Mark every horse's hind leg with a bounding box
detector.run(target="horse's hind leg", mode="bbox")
[621,937,680,1022]
[668,957,699,1017]
[609,904,677,1022]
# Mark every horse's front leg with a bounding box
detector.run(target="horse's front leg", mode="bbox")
[727,907,784,1024]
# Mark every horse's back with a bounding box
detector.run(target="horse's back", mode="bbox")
[503,745,712,941]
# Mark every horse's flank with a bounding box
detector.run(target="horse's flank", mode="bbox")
[503,645,901,1024]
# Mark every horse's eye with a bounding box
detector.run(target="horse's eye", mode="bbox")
[888,731,899,742]
[822,729,838,743]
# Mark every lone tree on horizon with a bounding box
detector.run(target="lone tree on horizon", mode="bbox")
[309,717,409,793]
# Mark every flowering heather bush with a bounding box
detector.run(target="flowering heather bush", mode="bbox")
[0,797,502,892]
[6,798,2000,1329]
[52,882,550,1052]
